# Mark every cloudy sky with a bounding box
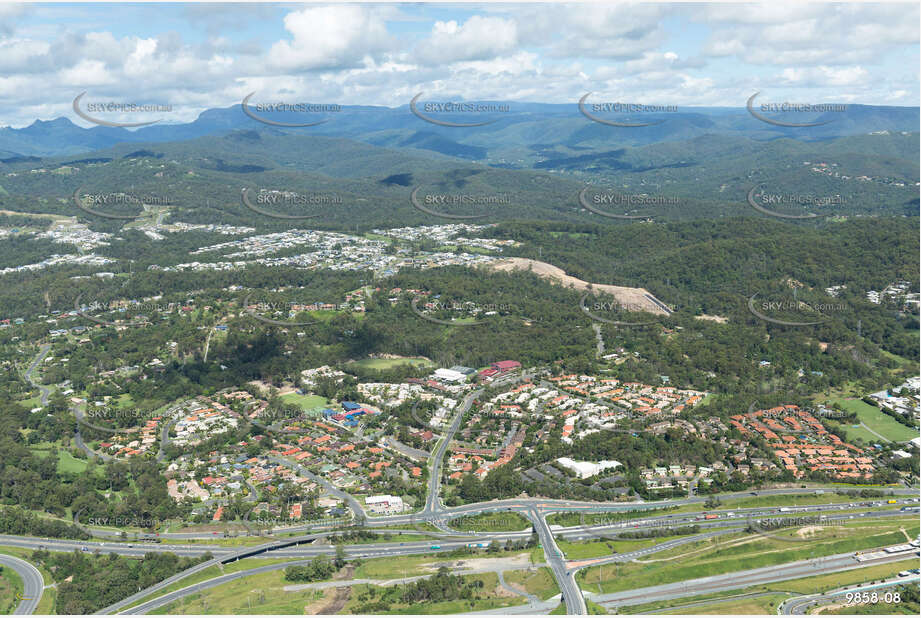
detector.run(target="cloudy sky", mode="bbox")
[0,1,917,128]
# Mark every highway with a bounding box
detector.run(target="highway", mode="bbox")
[14,347,921,615]
[587,546,920,609]
[2,506,910,565]
[530,509,586,615]
[102,531,919,615]
[0,554,43,615]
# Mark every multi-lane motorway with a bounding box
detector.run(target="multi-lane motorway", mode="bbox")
[589,546,921,611]
[4,496,917,614]
[10,355,921,615]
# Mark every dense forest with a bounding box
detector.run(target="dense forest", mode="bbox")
[28,549,211,614]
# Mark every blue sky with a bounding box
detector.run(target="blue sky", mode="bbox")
[0,2,917,127]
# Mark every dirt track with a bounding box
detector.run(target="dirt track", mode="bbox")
[486,258,670,315]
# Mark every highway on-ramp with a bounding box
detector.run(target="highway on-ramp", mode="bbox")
[0,554,43,615]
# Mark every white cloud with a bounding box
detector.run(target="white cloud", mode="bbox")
[414,15,519,65]
[267,5,394,72]
[699,3,919,66]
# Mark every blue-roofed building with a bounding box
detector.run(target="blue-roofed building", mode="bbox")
[342,402,361,411]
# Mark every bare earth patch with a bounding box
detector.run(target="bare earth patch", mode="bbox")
[433,553,534,572]
[313,585,350,615]
[796,526,823,538]
[485,258,670,315]
[696,314,728,323]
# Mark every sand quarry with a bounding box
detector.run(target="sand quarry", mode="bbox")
[486,258,670,316]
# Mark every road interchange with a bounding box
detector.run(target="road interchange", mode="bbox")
[10,356,921,615]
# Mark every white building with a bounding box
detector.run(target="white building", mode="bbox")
[556,457,622,479]
[434,368,467,383]
[365,494,405,514]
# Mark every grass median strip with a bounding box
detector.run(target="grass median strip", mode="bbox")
[122,556,303,611]
[578,517,919,594]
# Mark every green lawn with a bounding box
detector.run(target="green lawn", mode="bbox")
[28,445,94,475]
[825,398,919,443]
[347,357,432,371]
[279,392,328,411]
[16,396,42,409]
[56,450,91,474]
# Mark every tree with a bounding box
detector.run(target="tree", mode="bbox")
[334,544,346,568]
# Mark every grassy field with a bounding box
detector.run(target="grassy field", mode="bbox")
[122,556,318,611]
[149,568,325,614]
[557,537,664,560]
[347,357,432,371]
[16,395,41,409]
[503,567,560,600]
[28,442,96,475]
[834,422,886,444]
[0,562,24,615]
[452,511,530,532]
[825,398,918,443]
[658,592,790,614]
[578,517,919,595]
[279,392,328,411]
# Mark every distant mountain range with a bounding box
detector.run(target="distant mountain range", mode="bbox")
[1,101,917,163]
[0,100,916,229]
